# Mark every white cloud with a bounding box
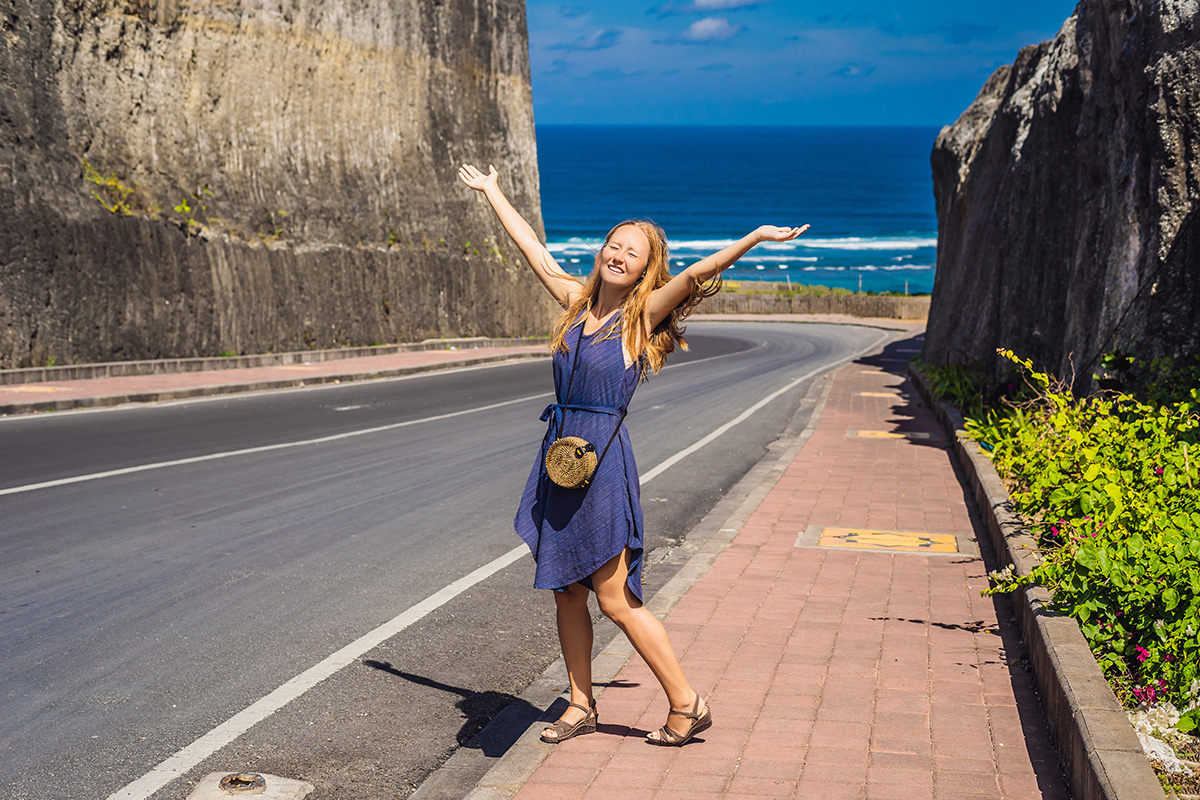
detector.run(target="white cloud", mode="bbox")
[678,17,744,43]
[651,0,765,15]
[547,28,623,51]
[693,0,765,9]
[831,62,877,78]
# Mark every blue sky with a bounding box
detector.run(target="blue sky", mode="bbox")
[526,0,1080,126]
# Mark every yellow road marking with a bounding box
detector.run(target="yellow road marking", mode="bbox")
[858,392,898,398]
[854,430,930,439]
[818,527,958,553]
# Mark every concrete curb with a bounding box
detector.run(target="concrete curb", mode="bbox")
[0,352,550,416]
[908,364,1166,800]
[410,370,841,800]
[0,337,550,386]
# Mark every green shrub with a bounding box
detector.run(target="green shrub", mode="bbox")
[964,350,1199,725]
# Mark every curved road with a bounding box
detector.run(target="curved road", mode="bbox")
[0,321,891,799]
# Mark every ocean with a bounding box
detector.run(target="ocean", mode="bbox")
[535,125,941,295]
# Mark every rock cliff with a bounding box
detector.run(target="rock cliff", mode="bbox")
[0,0,553,367]
[924,0,1200,385]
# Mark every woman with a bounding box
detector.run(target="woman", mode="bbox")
[458,163,806,746]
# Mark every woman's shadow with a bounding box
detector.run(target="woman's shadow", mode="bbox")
[363,659,537,757]
[363,660,653,752]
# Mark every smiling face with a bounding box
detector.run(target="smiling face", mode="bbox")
[598,224,651,292]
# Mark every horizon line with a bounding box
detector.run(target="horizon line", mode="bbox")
[534,121,950,129]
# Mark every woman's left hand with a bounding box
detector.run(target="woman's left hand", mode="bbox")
[755,224,810,243]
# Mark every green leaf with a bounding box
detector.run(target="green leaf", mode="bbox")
[1075,545,1098,570]
[1177,708,1200,733]
[1083,463,1101,482]
[1163,587,1180,611]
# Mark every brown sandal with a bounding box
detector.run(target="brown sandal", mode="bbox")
[540,699,597,743]
[646,696,712,746]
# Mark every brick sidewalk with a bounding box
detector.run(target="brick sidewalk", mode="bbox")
[0,345,547,413]
[511,341,1069,799]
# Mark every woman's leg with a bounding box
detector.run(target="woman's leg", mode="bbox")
[591,549,706,740]
[543,582,595,739]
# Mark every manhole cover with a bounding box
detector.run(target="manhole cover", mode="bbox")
[219,773,266,795]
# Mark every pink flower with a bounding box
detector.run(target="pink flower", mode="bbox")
[1135,646,1150,662]
[1166,654,1174,662]
[1155,467,1164,476]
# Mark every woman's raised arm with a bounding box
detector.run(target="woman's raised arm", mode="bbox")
[646,224,809,329]
[458,164,582,308]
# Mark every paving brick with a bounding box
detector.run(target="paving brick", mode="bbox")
[581,788,654,800]
[725,775,798,797]
[514,782,590,800]
[655,767,730,794]
[866,785,935,800]
[867,765,935,790]
[794,776,869,799]
[934,770,1001,793]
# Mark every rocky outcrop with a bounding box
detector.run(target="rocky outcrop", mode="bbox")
[924,0,1200,385]
[0,0,554,367]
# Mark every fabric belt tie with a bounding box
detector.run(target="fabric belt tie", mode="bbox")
[540,402,623,439]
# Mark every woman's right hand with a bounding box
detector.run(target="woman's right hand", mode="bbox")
[459,163,498,192]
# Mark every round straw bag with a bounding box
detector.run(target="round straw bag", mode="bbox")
[545,436,598,489]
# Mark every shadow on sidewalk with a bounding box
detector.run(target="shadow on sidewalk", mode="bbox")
[857,333,925,380]
[870,616,996,634]
[363,659,537,756]
[362,660,666,753]
[856,333,965,452]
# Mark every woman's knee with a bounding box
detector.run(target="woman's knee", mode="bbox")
[595,585,636,623]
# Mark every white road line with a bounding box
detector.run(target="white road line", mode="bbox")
[106,543,530,800]
[0,392,552,497]
[106,329,893,800]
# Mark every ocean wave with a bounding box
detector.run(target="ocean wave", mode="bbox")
[548,235,936,255]
[795,237,937,251]
[742,254,820,263]
[770,263,933,273]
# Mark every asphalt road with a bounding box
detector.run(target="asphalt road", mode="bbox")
[0,320,891,799]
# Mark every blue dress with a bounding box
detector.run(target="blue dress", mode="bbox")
[514,311,645,602]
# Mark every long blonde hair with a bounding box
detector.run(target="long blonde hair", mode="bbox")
[549,220,721,376]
